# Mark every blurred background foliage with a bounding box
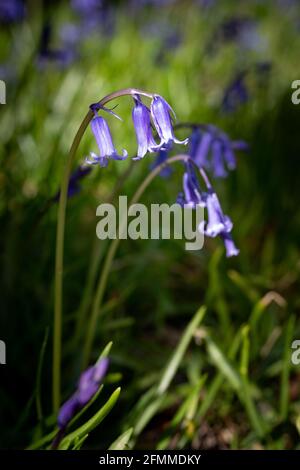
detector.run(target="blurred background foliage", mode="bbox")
[1,0,300,450]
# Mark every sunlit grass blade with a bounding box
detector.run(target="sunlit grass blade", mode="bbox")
[197,328,243,418]
[205,333,266,438]
[109,428,134,450]
[280,315,295,421]
[205,336,241,391]
[157,306,206,395]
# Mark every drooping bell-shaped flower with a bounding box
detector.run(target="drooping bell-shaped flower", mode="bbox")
[177,162,205,208]
[132,97,159,160]
[200,189,233,238]
[211,139,227,177]
[192,131,213,168]
[86,116,127,167]
[188,127,202,160]
[57,357,109,430]
[221,232,240,257]
[197,173,239,257]
[189,125,247,178]
[150,95,188,148]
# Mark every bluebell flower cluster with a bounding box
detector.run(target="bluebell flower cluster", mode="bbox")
[177,163,239,257]
[86,94,188,166]
[85,93,243,257]
[187,125,248,178]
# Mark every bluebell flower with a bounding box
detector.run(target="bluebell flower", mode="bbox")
[200,189,233,238]
[132,97,159,160]
[150,146,173,178]
[150,95,188,148]
[189,126,248,178]
[176,161,239,257]
[177,162,205,208]
[188,127,201,158]
[67,166,92,197]
[54,165,92,202]
[198,177,239,257]
[57,357,109,430]
[211,139,227,178]
[191,131,213,168]
[86,116,128,167]
[221,232,240,258]
[0,0,25,24]
[222,73,249,113]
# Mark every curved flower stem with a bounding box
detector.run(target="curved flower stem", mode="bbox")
[82,154,194,367]
[53,88,154,414]
[53,110,92,414]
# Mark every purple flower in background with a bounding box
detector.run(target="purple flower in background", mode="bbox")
[60,23,81,49]
[189,125,248,178]
[86,116,128,167]
[151,95,188,148]
[177,162,205,208]
[58,357,109,430]
[191,131,213,168]
[38,22,77,69]
[0,0,25,24]
[71,0,115,38]
[255,61,272,86]
[207,16,263,56]
[67,166,92,197]
[130,0,176,7]
[222,73,249,113]
[132,97,159,160]
[211,140,227,178]
[220,17,253,43]
[71,0,103,15]
[54,165,92,202]
[150,146,173,178]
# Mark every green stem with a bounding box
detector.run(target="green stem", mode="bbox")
[53,88,155,414]
[82,154,192,367]
[73,161,135,347]
[53,110,92,414]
